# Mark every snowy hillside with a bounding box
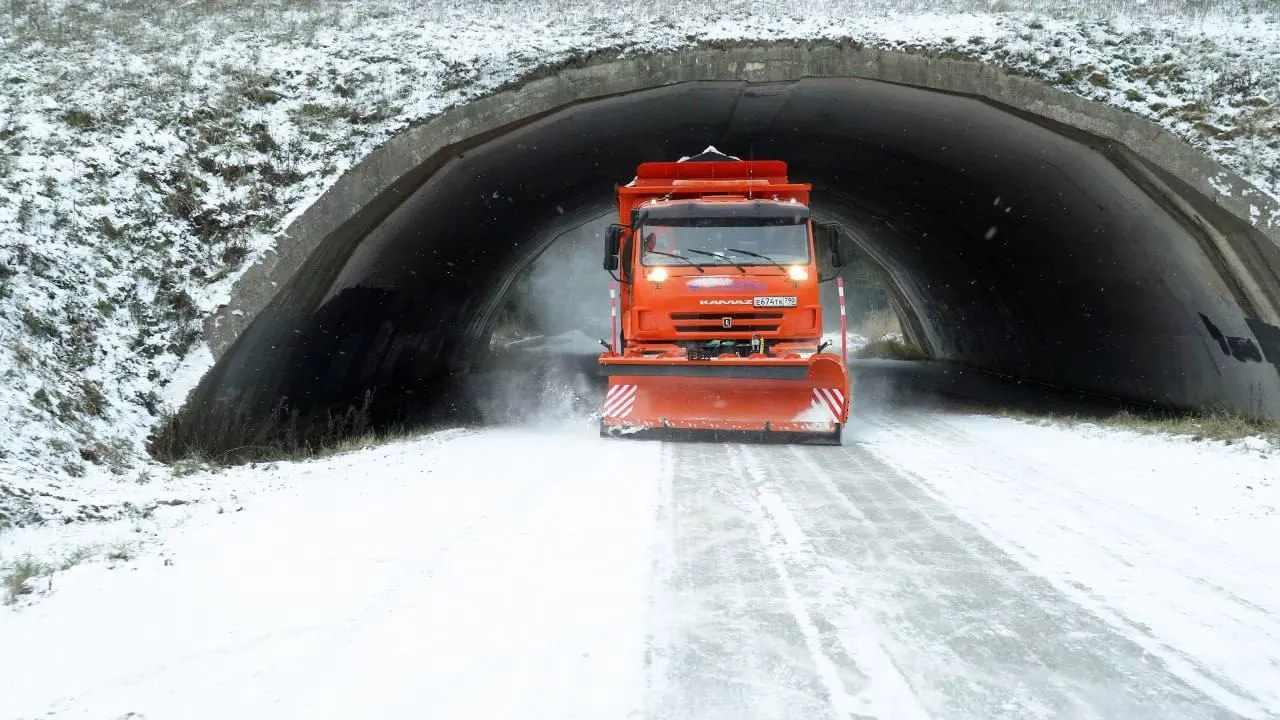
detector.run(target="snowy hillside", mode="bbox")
[2,0,1280,510]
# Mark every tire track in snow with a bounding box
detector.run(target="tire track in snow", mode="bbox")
[775,443,1083,719]
[846,414,1263,719]
[646,439,933,720]
[643,441,849,720]
[912,412,1280,629]
[752,484,862,719]
[905,411,1275,596]
[642,431,680,716]
[780,437,1248,719]
[650,429,1252,719]
[740,443,930,720]
[863,411,1275,718]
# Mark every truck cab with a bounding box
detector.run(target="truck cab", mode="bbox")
[614,197,826,359]
[602,153,849,360]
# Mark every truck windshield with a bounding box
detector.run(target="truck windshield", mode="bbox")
[639,220,810,267]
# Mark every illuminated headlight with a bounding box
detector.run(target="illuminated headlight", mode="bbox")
[787,266,808,281]
[647,267,669,282]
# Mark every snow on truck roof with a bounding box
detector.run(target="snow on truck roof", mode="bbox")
[677,146,742,162]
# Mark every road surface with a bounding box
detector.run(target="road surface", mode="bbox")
[647,415,1272,720]
[2,400,1277,719]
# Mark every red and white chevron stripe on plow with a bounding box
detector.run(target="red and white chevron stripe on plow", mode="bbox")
[813,387,846,422]
[602,384,638,418]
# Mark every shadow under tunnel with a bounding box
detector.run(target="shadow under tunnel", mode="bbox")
[159,76,1280,460]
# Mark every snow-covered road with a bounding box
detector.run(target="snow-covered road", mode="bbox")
[3,409,1277,719]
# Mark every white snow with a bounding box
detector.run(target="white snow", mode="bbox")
[3,409,1279,716]
[859,410,1280,715]
[753,486,869,719]
[3,0,1280,492]
[677,145,741,161]
[792,401,833,422]
[753,483,931,719]
[1,425,664,719]
[822,330,870,357]
[492,329,604,355]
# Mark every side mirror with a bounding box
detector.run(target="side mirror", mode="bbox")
[817,221,852,268]
[603,224,624,272]
[814,221,849,282]
[834,230,853,268]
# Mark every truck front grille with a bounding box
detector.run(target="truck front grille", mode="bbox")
[669,312,784,321]
[671,311,783,333]
[673,324,782,333]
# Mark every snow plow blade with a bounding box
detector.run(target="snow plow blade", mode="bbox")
[598,353,850,444]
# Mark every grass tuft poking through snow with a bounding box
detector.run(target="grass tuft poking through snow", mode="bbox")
[997,407,1280,450]
[2,0,1280,513]
[3,557,46,604]
[145,390,381,467]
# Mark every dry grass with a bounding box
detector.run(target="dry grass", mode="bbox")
[147,389,388,467]
[1,540,148,605]
[1103,409,1280,445]
[3,556,50,604]
[149,399,448,470]
[996,407,1280,447]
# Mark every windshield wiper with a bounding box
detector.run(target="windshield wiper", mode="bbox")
[685,248,746,273]
[725,247,787,272]
[646,249,706,272]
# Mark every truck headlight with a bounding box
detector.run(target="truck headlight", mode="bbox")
[787,266,808,281]
[647,267,669,282]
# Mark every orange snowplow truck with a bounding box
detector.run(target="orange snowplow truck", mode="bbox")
[599,148,853,444]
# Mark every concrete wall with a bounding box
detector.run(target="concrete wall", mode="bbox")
[204,42,1280,360]
[161,43,1280,460]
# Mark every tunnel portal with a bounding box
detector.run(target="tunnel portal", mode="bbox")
[164,58,1280,458]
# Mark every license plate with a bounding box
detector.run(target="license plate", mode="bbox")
[753,296,798,307]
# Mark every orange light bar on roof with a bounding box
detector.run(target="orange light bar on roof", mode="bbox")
[670,179,771,186]
[636,159,789,181]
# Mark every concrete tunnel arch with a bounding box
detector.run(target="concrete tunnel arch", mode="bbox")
[167,42,1280,456]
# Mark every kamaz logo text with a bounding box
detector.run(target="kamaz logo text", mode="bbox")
[699,299,753,305]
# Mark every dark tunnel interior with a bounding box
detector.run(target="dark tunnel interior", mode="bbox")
[168,76,1280,456]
